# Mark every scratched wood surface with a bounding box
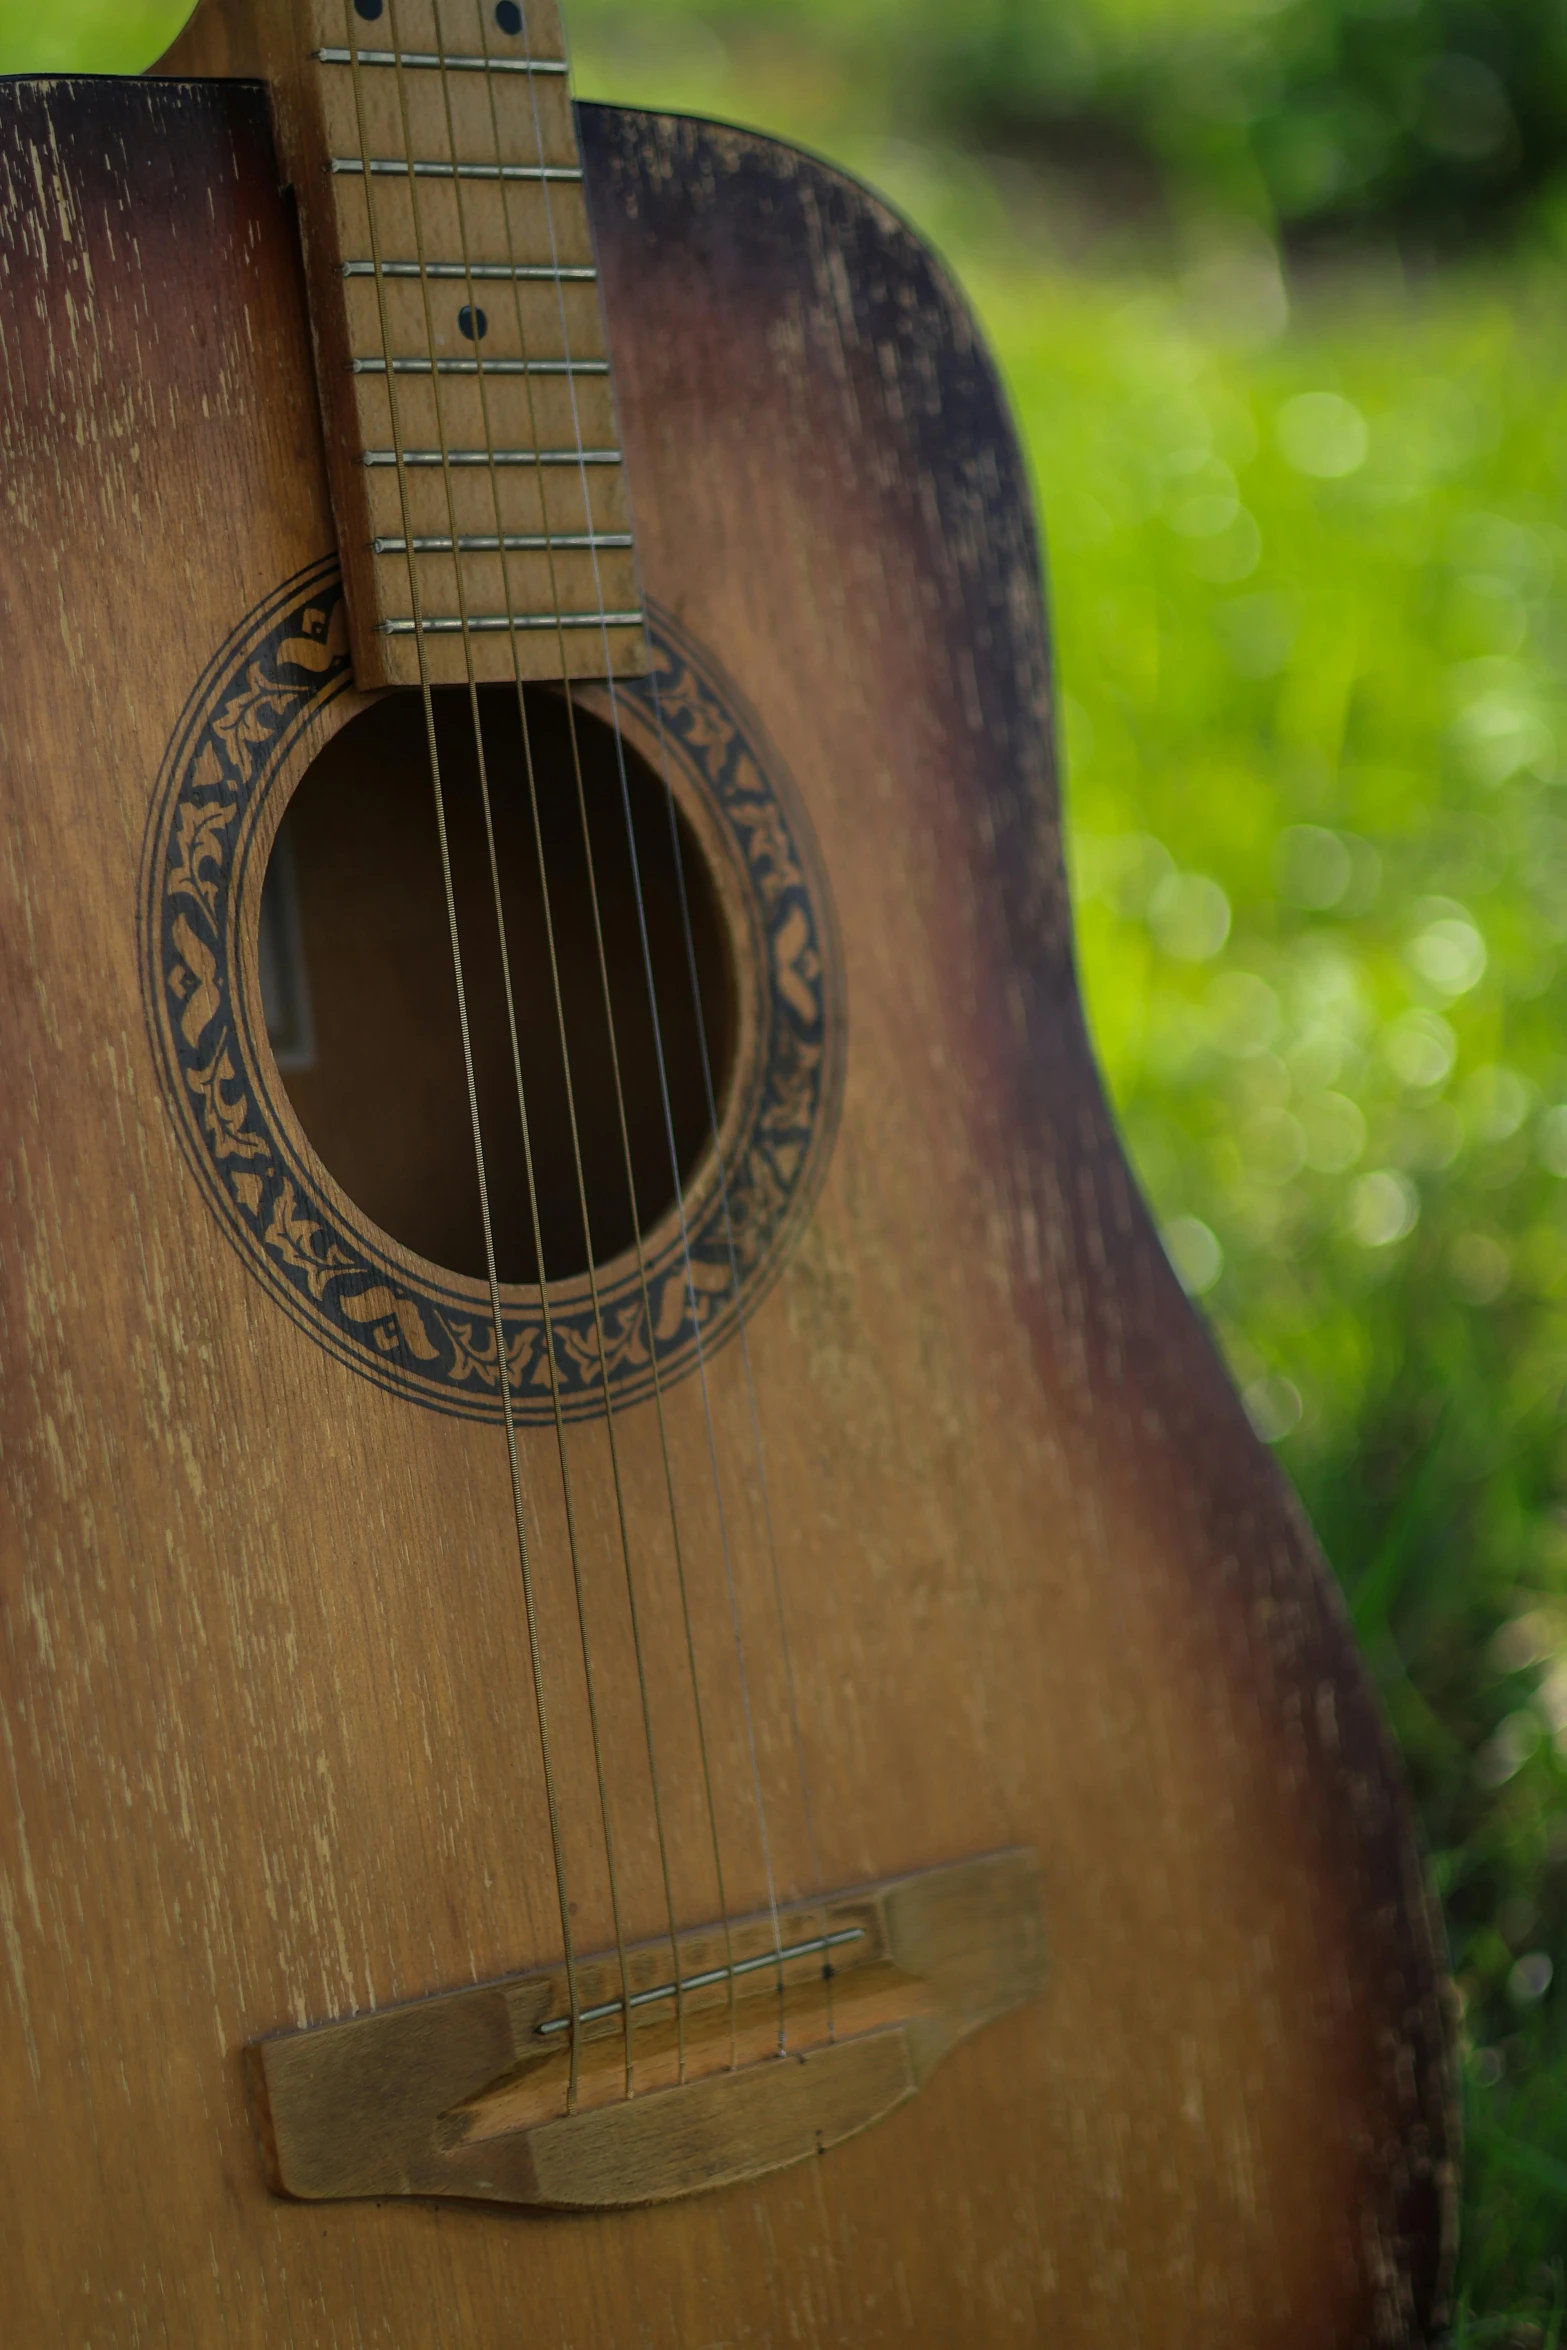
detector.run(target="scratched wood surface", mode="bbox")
[0,58,1454,2350]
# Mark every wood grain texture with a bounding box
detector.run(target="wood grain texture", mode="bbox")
[0,64,1455,2348]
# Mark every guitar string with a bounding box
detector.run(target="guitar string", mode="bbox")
[340,0,592,2080]
[517,0,834,2050]
[358,0,823,2077]
[489,0,770,2051]
[379,0,664,2103]
[643,654,838,2048]
[416,0,698,2091]
[508,0,802,2048]
[343,0,588,2109]
[460,0,755,2072]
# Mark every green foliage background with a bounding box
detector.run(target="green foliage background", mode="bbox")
[9,0,1567,2330]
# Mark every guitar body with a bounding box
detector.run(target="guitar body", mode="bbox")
[0,61,1452,2349]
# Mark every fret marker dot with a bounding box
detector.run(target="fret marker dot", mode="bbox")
[495,1,523,32]
[353,0,384,20]
[458,306,489,342]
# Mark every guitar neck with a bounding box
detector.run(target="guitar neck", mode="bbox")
[157,0,645,690]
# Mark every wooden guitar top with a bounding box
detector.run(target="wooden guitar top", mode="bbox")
[0,9,1453,2341]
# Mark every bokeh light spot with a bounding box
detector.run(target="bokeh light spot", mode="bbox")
[1277,391,1369,478]
[1244,1373,1302,1443]
[1348,1169,1420,1247]
[1384,1010,1457,1090]
[1301,1091,1367,1173]
[1451,1232,1511,1304]
[1508,1951,1554,2005]
[1476,1709,1542,1786]
[1277,824,1352,910]
[1209,970,1281,1057]
[1464,1065,1533,1142]
[1536,1105,1567,1176]
[1149,871,1231,960]
[1162,1214,1224,1296]
[1410,914,1487,997]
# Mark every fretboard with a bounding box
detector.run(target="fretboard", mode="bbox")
[260,0,646,689]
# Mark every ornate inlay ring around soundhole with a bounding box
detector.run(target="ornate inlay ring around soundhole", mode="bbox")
[141,558,845,1422]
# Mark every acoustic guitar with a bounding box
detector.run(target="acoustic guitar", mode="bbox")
[0,2,1455,2339]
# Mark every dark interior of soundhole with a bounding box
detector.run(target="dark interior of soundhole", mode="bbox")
[261,686,733,1286]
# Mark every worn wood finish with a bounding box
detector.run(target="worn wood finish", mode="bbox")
[0,56,1453,2350]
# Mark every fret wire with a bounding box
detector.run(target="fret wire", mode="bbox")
[315,47,568,73]
[360,447,620,468]
[331,158,583,182]
[372,530,632,550]
[341,260,595,280]
[378,611,645,635]
[350,357,608,375]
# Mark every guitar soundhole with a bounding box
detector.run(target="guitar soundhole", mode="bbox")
[261,687,734,1288]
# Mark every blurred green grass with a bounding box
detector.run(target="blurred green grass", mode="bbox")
[0,0,182,73]
[9,0,1567,2330]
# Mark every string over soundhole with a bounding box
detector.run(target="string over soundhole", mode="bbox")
[266,684,732,1287]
